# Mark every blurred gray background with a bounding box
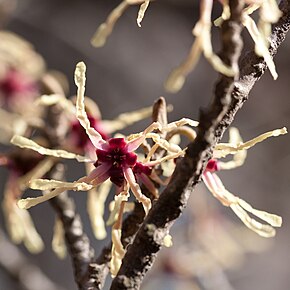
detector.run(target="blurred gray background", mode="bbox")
[1,0,290,289]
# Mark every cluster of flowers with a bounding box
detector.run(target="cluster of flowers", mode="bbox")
[7,60,286,275]
[0,1,286,276]
[90,0,282,93]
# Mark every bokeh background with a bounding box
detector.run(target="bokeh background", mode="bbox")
[0,0,290,289]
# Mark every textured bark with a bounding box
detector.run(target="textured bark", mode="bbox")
[110,1,244,289]
[45,103,97,290]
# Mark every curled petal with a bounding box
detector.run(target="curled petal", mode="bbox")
[231,204,277,238]
[203,171,282,237]
[165,0,234,93]
[91,1,129,48]
[102,105,154,134]
[214,127,287,158]
[74,62,105,149]
[237,198,282,228]
[162,118,199,131]
[34,94,75,117]
[18,187,67,209]
[107,186,129,225]
[126,122,161,152]
[123,167,151,215]
[110,228,125,277]
[144,150,186,167]
[218,127,247,170]
[11,135,92,162]
[52,218,67,259]
[242,14,278,79]
[87,181,112,240]
[2,179,44,253]
[147,133,183,153]
[137,0,150,27]
[29,178,93,191]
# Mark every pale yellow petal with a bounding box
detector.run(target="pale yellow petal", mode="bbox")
[34,94,75,116]
[10,135,91,162]
[74,62,105,148]
[137,0,150,27]
[29,179,93,191]
[231,204,276,238]
[18,157,55,190]
[242,14,278,79]
[87,180,111,239]
[218,127,247,170]
[91,1,129,47]
[238,198,282,227]
[102,105,154,134]
[17,188,66,209]
[214,127,287,158]
[52,218,67,259]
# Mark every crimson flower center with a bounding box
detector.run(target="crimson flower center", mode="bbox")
[94,138,138,187]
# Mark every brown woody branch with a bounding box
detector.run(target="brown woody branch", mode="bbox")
[110,1,245,289]
[44,101,97,290]
[110,0,290,288]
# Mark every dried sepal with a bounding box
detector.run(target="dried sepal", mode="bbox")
[52,218,67,259]
[74,62,105,149]
[10,135,92,162]
[214,127,287,158]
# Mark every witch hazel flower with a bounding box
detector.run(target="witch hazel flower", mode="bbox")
[0,150,55,253]
[34,89,157,241]
[203,126,287,237]
[11,61,188,216]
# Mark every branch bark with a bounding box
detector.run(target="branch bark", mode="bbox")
[110,1,244,289]
[45,103,97,290]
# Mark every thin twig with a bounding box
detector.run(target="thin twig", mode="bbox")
[44,103,97,290]
[110,1,245,289]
